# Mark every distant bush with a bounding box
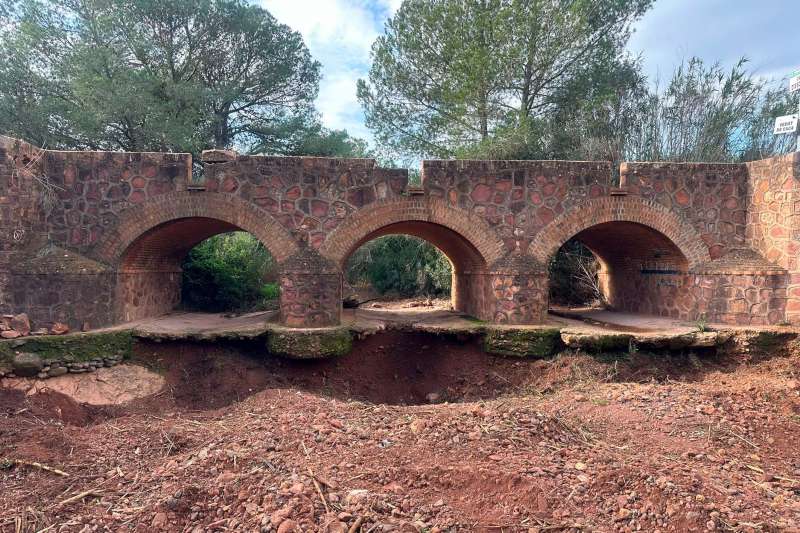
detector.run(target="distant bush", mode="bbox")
[181,232,277,312]
[346,235,451,297]
[548,239,604,307]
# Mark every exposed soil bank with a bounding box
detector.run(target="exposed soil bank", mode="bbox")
[3,330,800,532]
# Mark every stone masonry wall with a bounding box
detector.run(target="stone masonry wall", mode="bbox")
[0,137,48,320]
[746,153,800,323]
[45,149,191,255]
[1,135,798,329]
[421,160,613,255]
[202,152,409,249]
[620,162,750,260]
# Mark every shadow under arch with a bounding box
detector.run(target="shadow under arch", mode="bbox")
[532,197,712,319]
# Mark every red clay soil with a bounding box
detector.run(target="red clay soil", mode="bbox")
[2,331,800,532]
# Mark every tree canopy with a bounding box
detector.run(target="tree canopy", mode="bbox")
[357,0,653,159]
[0,0,371,156]
[359,0,798,164]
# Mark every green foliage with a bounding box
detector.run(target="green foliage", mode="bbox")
[181,232,276,312]
[358,0,653,159]
[346,235,451,297]
[0,0,321,153]
[695,314,709,333]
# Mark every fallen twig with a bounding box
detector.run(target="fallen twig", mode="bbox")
[58,490,102,507]
[2,458,68,477]
[308,466,330,514]
[347,516,365,533]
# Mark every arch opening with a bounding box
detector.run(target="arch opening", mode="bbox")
[548,221,692,319]
[116,217,277,322]
[340,221,491,320]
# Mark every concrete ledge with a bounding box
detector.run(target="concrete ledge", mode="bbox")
[483,327,563,358]
[267,327,353,359]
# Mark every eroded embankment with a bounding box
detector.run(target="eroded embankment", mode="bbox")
[3,329,800,532]
[3,327,797,418]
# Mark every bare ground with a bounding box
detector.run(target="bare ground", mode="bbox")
[2,332,800,532]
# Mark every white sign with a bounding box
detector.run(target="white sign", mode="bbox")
[791,75,800,93]
[774,114,798,135]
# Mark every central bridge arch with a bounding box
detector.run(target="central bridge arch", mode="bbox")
[320,198,506,320]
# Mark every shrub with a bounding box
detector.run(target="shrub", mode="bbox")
[181,232,277,312]
[548,239,604,307]
[346,235,451,297]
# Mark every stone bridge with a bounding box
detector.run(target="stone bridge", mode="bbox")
[1,135,798,330]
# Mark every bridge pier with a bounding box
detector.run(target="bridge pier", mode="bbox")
[487,254,549,324]
[279,248,342,328]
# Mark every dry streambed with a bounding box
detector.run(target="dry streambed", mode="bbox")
[2,331,800,532]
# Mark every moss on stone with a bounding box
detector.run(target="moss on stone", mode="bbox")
[267,328,352,359]
[562,332,634,352]
[0,330,133,362]
[483,327,562,358]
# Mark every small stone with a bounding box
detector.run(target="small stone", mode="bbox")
[409,419,426,434]
[574,462,587,471]
[12,352,43,377]
[47,366,68,378]
[277,519,298,533]
[271,506,292,527]
[31,328,49,336]
[327,521,348,533]
[151,512,168,529]
[426,392,441,403]
[51,322,70,335]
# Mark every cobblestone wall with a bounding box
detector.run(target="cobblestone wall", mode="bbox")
[0,135,797,329]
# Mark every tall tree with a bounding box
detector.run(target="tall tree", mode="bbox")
[357,0,653,159]
[0,0,321,153]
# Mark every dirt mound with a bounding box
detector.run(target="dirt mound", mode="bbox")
[0,388,110,427]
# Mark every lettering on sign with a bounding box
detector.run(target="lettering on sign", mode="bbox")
[774,114,799,135]
[791,74,800,93]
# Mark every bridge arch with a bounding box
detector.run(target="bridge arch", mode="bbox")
[530,197,712,318]
[529,196,711,268]
[96,192,299,322]
[319,198,506,320]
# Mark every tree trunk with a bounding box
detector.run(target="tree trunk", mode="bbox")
[213,110,230,148]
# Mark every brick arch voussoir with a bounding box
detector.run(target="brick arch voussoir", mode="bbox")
[318,198,505,268]
[529,197,711,269]
[95,192,299,266]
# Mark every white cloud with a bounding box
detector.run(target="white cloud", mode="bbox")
[629,0,800,84]
[261,0,402,140]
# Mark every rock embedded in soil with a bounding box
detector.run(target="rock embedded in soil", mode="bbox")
[10,313,30,336]
[11,352,43,377]
[50,322,70,335]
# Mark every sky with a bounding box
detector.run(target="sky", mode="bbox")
[260,0,800,143]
